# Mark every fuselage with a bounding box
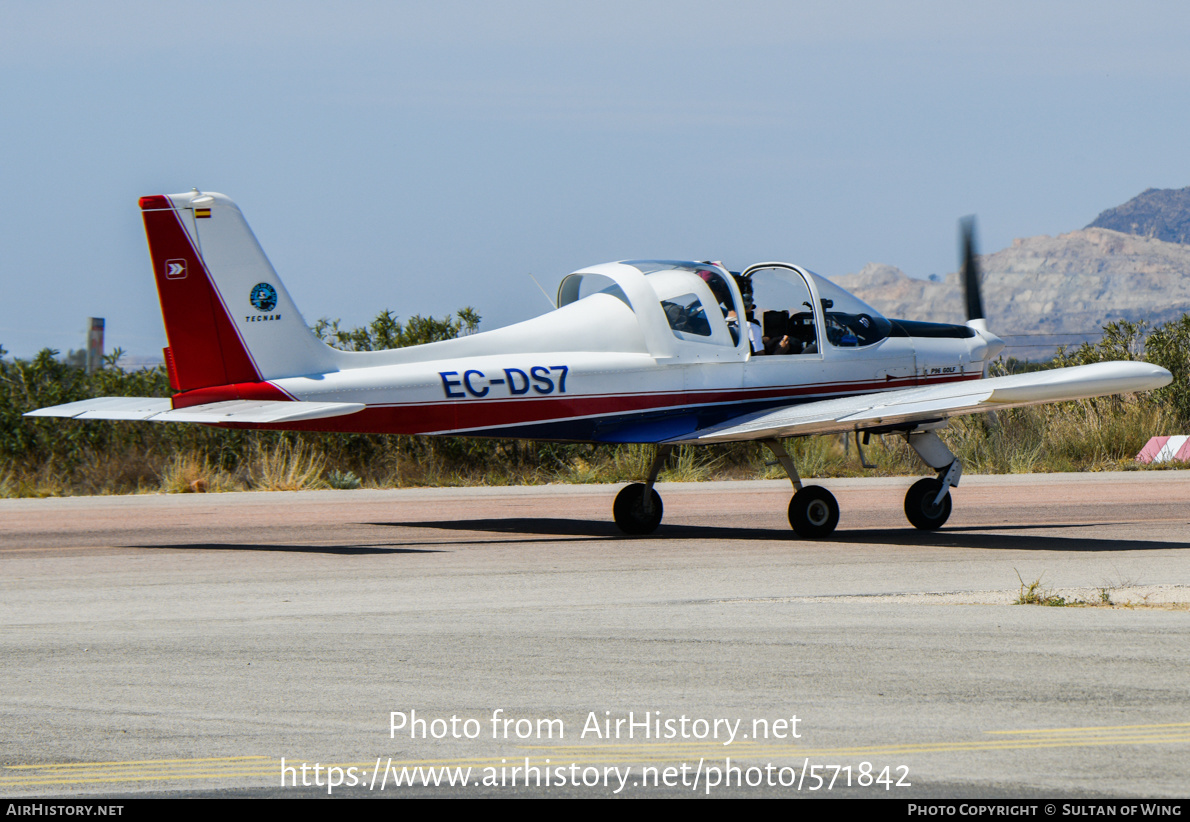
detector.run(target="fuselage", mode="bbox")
[189,260,1002,443]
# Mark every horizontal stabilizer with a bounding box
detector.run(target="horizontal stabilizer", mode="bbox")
[24,397,174,420]
[25,397,365,425]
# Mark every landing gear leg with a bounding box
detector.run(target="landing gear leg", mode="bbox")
[904,429,961,530]
[764,439,840,538]
[613,445,671,535]
[763,438,802,491]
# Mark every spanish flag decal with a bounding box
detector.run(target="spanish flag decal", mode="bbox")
[195,208,212,219]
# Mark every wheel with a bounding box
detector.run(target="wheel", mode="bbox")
[904,478,952,530]
[788,485,839,538]
[613,483,663,535]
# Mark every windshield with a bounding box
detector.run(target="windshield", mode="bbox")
[809,272,892,348]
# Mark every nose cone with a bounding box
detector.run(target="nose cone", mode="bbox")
[968,318,1005,361]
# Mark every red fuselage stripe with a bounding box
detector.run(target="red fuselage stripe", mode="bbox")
[213,372,983,435]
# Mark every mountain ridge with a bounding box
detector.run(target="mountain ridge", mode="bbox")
[1085,186,1190,244]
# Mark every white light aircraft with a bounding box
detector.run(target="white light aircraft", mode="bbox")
[28,191,1172,536]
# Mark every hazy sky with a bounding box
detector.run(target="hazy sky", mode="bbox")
[3,1,1190,359]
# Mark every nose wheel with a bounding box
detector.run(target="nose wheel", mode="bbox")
[788,485,840,538]
[903,430,961,531]
[904,477,952,530]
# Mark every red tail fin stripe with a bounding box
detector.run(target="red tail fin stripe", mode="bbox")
[141,197,262,390]
[185,203,265,382]
[166,204,263,385]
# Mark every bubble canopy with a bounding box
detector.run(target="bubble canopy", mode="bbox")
[556,259,898,357]
[556,260,747,358]
[559,261,738,307]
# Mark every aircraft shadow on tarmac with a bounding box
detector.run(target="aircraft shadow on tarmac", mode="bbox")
[832,525,1188,553]
[127,543,445,555]
[379,518,1190,553]
[123,521,1189,554]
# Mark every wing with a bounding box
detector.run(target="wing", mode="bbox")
[672,361,1172,444]
[24,397,365,425]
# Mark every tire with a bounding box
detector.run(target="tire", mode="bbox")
[613,483,663,535]
[788,485,839,538]
[904,478,952,530]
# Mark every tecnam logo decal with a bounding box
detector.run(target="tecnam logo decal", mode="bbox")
[245,282,282,322]
[250,283,278,312]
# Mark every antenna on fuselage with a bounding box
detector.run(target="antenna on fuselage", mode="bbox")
[527,273,557,310]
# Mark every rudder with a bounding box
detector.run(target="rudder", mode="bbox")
[140,191,338,392]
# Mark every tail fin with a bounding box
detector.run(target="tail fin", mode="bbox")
[140,191,337,391]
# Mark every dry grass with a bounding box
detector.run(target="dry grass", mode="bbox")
[0,466,65,498]
[73,448,161,495]
[945,398,1178,475]
[0,463,73,497]
[248,440,327,491]
[1015,570,1070,606]
[659,446,727,482]
[159,452,242,493]
[1014,570,1190,609]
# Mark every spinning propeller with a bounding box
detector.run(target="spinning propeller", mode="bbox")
[959,216,1004,360]
[961,216,984,329]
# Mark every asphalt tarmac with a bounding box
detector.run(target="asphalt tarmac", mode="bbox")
[2,472,1189,799]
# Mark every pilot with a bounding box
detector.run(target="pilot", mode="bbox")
[765,311,817,355]
[767,334,796,355]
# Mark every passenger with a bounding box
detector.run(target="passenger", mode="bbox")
[727,308,764,354]
[725,307,741,345]
[697,269,733,312]
[744,308,764,354]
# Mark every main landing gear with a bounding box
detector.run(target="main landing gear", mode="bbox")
[788,485,839,539]
[613,482,664,535]
[612,446,670,535]
[763,438,840,538]
[610,429,962,537]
